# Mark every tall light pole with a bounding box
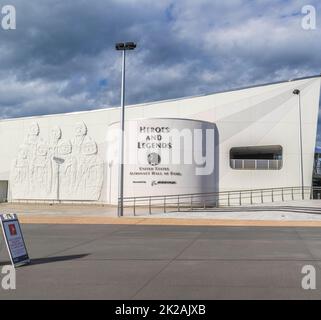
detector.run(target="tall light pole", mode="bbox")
[293,89,304,199]
[115,42,136,217]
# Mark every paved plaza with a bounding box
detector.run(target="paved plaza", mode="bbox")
[0,201,321,299]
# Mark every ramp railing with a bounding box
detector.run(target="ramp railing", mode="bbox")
[119,186,321,216]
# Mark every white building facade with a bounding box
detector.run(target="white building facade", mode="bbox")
[0,75,319,204]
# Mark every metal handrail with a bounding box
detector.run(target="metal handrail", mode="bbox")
[121,186,312,201]
[230,159,283,170]
[119,186,321,216]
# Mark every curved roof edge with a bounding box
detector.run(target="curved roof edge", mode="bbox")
[0,74,320,123]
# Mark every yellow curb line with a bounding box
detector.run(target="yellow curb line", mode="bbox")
[18,215,321,227]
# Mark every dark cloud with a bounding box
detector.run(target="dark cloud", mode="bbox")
[0,0,321,144]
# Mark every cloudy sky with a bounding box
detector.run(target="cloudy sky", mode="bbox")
[0,0,321,141]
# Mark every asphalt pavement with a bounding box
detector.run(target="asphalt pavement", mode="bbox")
[1,223,321,299]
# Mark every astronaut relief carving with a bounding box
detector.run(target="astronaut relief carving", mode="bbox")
[10,121,104,201]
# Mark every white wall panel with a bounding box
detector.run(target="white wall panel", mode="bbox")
[0,76,319,203]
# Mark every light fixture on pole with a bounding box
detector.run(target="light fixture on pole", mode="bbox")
[115,42,137,217]
[293,89,304,199]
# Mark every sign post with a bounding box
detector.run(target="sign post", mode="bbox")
[0,214,30,267]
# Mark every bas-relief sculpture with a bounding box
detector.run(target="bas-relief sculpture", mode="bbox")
[10,121,104,201]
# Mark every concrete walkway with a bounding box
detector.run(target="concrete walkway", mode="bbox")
[1,200,321,227]
[144,200,321,221]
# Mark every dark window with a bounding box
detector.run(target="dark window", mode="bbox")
[230,145,282,170]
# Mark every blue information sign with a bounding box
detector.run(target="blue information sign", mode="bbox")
[0,214,30,267]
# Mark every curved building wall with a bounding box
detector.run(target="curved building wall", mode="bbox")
[106,118,217,204]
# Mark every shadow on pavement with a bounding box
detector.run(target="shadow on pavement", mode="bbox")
[0,253,90,266]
